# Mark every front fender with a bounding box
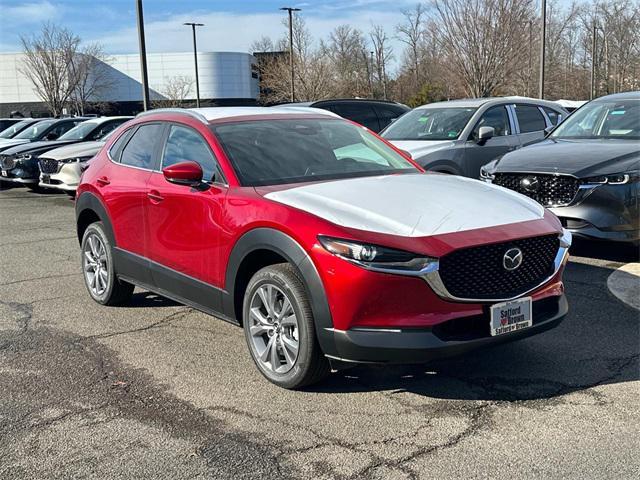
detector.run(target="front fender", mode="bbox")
[223,228,337,357]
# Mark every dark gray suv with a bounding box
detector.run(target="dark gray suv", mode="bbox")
[381,97,568,178]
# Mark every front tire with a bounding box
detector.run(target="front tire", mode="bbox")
[243,263,330,389]
[81,222,134,305]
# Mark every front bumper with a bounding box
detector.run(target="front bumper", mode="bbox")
[550,182,639,244]
[325,294,567,364]
[0,156,39,184]
[39,162,81,191]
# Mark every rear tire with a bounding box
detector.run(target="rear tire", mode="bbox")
[81,222,134,305]
[243,263,330,389]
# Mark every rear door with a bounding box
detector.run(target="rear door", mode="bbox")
[512,104,548,147]
[145,123,227,309]
[99,123,163,262]
[464,105,520,178]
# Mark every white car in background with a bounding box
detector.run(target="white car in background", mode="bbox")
[38,137,109,196]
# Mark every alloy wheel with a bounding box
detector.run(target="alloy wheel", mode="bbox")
[248,284,300,374]
[83,233,109,297]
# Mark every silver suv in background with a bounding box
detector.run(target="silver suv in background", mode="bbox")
[381,97,568,178]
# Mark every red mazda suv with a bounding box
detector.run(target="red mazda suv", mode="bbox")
[76,107,571,388]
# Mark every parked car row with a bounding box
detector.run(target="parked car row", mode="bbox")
[0,116,131,193]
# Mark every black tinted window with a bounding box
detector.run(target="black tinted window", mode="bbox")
[120,124,163,169]
[162,125,218,182]
[515,105,546,133]
[375,105,406,130]
[212,119,416,186]
[330,104,380,131]
[473,106,511,137]
[48,121,80,139]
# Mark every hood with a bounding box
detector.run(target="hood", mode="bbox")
[0,139,76,157]
[0,139,30,151]
[39,141,105,161]
[388,140,455,159]
[494,139,640,177]
[263,173,544,237]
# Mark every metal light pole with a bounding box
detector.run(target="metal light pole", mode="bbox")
[590,19,597,100]
[184,22,204,108]
[280,7,301,102]
[538,0,547,99]
[136,0,150,111]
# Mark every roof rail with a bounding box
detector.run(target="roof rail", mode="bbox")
[135,108,209,125]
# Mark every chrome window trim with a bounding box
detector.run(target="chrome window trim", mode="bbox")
[418,229,572,303]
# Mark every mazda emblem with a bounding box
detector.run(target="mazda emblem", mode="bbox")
[520,176,540,193]
[503,247,523,271]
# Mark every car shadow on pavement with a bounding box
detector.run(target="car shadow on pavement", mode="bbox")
[570,238,639,262]
[310,259,639,402]
[117,291,181,308]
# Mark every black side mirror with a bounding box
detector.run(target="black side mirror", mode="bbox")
[544,126,555,135]
[46,132,59,140]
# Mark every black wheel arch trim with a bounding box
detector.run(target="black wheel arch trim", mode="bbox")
[223,228,338,357]
[75,191,116,246]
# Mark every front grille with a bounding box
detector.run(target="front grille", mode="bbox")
[438,234,559,300]
[432,296,560,341]
[39,157,61,174]
[0,155,16,170]
[493,173,579,206]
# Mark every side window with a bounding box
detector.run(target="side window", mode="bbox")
[91,120,124,140]
[515,105,546,133]
[473,106,511,137]
[48,121,77,139]
[375,106,405,131]
[331,104,380,131]
[162,125,218,182]
[109,128,132,161]
[120,124,164,170]
[543,107,562,126]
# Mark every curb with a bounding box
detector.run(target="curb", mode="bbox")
[607,263,640,311]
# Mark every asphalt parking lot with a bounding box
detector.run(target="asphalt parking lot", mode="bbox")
[0,186,638,480]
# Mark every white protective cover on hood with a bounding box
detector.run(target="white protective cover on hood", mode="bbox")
[264,173,544,237]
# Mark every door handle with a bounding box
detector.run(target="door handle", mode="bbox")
[147,190,164,203]
[96,176,110,186]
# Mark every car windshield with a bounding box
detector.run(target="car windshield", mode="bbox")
[0,120,32,139]
[14,119,57,139]
[551,99,640,140]
[212,118,418,186]
[59,121,97,140]
[381,107,477,141]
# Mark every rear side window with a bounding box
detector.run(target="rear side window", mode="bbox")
[375,105,406,131]
[330,104,380,132]
[162,125,219,182]
[515,105,546,133]
[120,124,164,170]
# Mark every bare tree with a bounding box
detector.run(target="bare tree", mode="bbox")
[396,4,427,89]
[325,25,369,96]
[432,0,534,97]
[68,43,114,115]
[369,24,394,99]
[20,23,81,116]
[153,75,195,108]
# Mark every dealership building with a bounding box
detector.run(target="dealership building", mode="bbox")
[0,51,260,117]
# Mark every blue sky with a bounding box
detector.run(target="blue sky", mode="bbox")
[0,0,417,54]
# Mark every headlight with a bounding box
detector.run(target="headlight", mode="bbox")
[17,154,32,161]
[480,158,500,182]
[582,173,632,185]
[318,236,438,273]
[61,155,92,164]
